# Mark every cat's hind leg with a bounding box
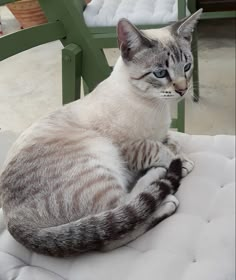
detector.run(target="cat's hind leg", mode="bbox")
[101,159,182,252]
[126,166,167,201]
[163,135,194,177]
[146,194,179,230]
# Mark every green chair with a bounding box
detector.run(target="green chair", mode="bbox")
[198,0,236,19]
[0,0,200,132]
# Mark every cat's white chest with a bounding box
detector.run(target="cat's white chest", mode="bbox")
[140,107,171,142]
[119,99,171,143]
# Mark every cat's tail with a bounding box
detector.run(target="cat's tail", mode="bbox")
[7,158,182,257]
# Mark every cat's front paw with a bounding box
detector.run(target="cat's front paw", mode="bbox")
[146,166,167,182]
[161,194,179,212]
[146,195,179,229]
[177,154,194,177]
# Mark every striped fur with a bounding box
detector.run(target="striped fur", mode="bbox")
[0,13,201,257]
[6,159,182,257]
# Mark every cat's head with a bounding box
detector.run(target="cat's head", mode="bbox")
[117,9,202,101]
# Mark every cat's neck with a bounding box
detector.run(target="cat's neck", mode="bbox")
[110,57,144,97]
[72,57,172,143]
[110,57,132,89]
[92,58,171,142]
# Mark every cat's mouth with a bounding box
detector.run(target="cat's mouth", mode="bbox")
[160,91,178,99]
[160,89,188,99]
[175,89,185,96]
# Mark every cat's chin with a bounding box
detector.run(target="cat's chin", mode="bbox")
[159,95,182,101]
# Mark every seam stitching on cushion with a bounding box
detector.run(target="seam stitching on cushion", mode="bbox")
[0,251,66,280]
[0,250,29,266]
[97,0,105,17]
[152,0,156,18]
[127,0,139,20]
[172,0,177,15]
[112,0,122,23]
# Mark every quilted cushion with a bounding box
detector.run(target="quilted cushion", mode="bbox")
[83,0,190,27]
[0,133,235,280]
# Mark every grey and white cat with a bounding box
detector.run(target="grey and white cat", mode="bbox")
[0,9,202,257]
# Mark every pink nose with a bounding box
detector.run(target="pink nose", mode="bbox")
[173,80,188,96]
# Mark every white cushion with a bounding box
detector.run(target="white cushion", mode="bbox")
[84,0,190,27]
[0,133,235,280]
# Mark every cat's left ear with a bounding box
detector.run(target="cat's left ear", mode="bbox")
[117,19,153,61]
[173,9,203,41]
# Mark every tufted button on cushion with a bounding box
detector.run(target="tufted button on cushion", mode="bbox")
[83,0,190,27]
[0,133,235,280]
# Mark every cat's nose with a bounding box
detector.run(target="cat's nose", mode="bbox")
[173,79,188,96]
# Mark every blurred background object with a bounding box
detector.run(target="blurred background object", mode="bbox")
[0,14,2,34]
[198,0,236,12]
[6,0,47,29]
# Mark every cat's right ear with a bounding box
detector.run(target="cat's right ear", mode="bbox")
[172,9,202,42]
[117,19,153,62]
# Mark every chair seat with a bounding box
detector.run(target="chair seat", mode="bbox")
[84,0,190,27]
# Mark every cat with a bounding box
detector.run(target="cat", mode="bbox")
[0,9,202,257]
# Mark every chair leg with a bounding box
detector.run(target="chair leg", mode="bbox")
[0,15,2,35]
[62,44,82,105]
[192,29,200,102]
[177,100,185,132]
[83,79,89,96]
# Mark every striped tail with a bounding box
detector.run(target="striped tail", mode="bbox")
[7,158,182,257]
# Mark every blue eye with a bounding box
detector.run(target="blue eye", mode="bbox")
[153,69,168,79]
[184,63,192,72]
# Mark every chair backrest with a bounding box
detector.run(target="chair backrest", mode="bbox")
[0,0,190,131]
[39,0,111,90]
[0,0,111,90]
[0,0,65,60]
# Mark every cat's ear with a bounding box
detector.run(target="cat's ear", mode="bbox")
[117,19,153,61]
[173,9,202,41]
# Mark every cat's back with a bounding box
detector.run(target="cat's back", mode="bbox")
[0,97,130,216]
